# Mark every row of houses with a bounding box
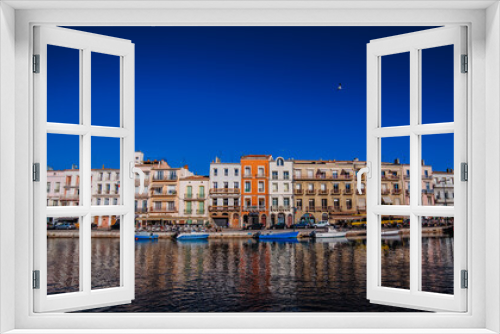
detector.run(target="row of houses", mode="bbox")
[46,152,455,230]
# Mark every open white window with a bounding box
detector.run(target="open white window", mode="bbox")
[33,26,135,312]
[366,26,467,312]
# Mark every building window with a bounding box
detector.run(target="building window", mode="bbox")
[295,169,302,178]
[223,182,229,189]
[113,198,118,205]
[258,181,265,192]
[224,168,228,176]
[272,183,278,192]
[167,201,175,211]
[154,201,161,210]
[307,170,313,177]
[234,182,239,189]
[272,171,278,180]
[258,167,264,176]
[333,170,338,178]
[234,168,239,176]
[308,183,314,190]
[277,158,284,166]
[97,198,101,205]
[245,181,251,192]
[104,198,109,205]
[284,183,290,192]
[244,166,251,176]
[272,198,278,207]
[321,183,326,190]
[55,182,60,192]
[346,199,352,210]
[283,171,290,180]
[213,182,218,189]
[47,182,51,193]
[284,198,290,207]
[213,168,218,176]
[296,199,302,209]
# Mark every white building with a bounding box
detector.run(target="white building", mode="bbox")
[46,169,66,207]
[269,157,294,227]
[433,170,454,206]
[209,158,241,229]
[178,176,210,226]
[91,168,121,229]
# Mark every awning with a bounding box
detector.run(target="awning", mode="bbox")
[382,196,393,204]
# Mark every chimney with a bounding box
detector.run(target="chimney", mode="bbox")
[215,156,220,163]
[394,158,400,164]
[354,158,359,162]
[184,165,189,170]
[421,159,425,166]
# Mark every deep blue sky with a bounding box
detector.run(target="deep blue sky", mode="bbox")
[47,26,454,175]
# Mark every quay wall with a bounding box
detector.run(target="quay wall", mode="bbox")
[47,226,451,239]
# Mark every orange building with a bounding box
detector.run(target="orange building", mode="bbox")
[240,155,272,228]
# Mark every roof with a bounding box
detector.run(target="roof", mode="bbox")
[181,175,209,181]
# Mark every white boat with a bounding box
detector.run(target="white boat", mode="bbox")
[312,228,347,238]
[176,232,209,240]
[381,230,400,236]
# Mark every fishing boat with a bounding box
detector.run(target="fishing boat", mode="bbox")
[135,231,159,240]
[176,232,209,240]
[258,231,299,239]
[310,228,347,239]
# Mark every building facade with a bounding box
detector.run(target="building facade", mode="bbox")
[433,170,454,206]
[293,160,367,225]
[148,160,193,225]
[134,151,151,229]
[178,175,210,225]
[401,161,435,206]
[208,158,241,229]
[240,155,272,228]
[268,157,294,227]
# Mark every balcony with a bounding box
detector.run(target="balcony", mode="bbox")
[184,209,192,214]
[197,194,206,199]
[149,206,177,213]
[135,207,148,213]
[209,205,240,212]
[343,189,353,195]
[318,189,328,195]
[152,175,177,181]
[422,189,434,194]
[243,205,266,212]
[185,194,193,199]
[306,189,316,195]
[422,175,433,180]
[209,188,240,195]
[358,189,366,195]
[328,206,342,213]
[392,189,402,195]
[381,175,399,181]
[330,189,341,195]
[255,173,266,179]
[151,190,177,197]
[295,174,353,181]
[381,189,391,195]
[357,206,367,213]
[294,189,304,195]
[404,175,410,180]
[270,205,291,212]
[197,210,205,215]
[61,194,79,201]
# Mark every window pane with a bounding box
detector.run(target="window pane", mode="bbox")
[381,52,410,127]
[381,137,409,206]
[47,133,80,207]
[91,52,120,127]
[47,216,80,295]
[91,137,121,207]
[47,45,80,124]
[421,45,454,124]
[92,215,120,289]
[381,215,410,289]
[421,133,454,206]
[421,216,454,294]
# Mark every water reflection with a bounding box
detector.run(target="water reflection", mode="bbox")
[46,237,455,312]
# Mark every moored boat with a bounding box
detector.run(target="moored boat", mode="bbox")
[381,230,400,236]
[176,232,209,240]
[310,228,347,239]
[258,231,299,239]
[135,231,159,240]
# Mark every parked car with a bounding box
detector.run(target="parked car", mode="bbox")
[291,221,311,229]
[245,223,264,230]
[47,222,56,230]
[271,222,287,229]
[313,221,330,228]
[54,223,75,230]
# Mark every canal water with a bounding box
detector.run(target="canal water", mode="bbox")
[47,236,454,312]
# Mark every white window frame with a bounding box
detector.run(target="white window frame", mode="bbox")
[1,2,497,334]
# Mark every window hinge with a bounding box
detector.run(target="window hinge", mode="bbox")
[461,54,468,73]
[33,163,40,182]
[33,54,40,73]
[461,270,468,289]
[33,270,40,289]
[461,162,468,181]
